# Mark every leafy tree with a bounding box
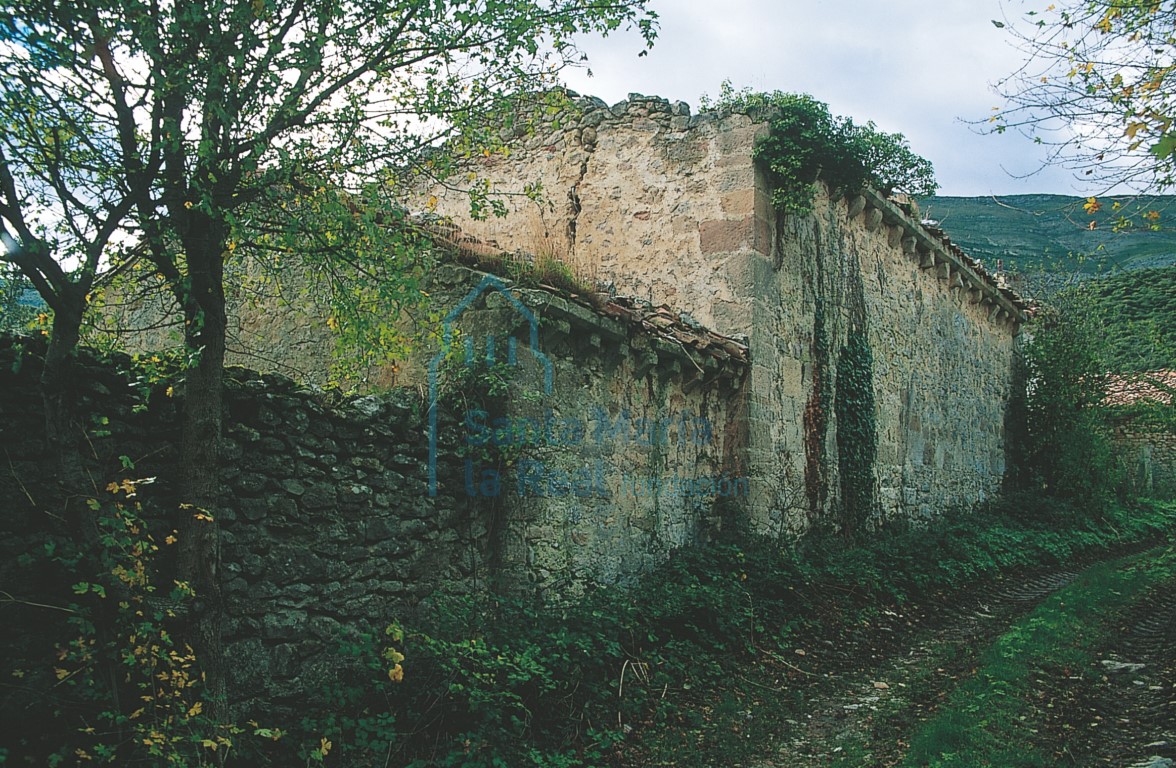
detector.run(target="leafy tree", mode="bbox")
[1019,287,1121,509]
[992,1,1176,195]
[0,0,656,722]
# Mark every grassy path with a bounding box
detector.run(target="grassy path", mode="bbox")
[741,544,1176,768]
[629,501,1176,768]
[899,544,1176,767]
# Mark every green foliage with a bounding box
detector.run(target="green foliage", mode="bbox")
[10,476,277,766]
[261,496,1175,768]
[0,0,659,363]
[15,489,1159,766]
[248,185,437,391]
[439,354,532,472]
[1,3,659,755]
[1020,289,1122,509]
[285,626,401,765]
[701,82,937,215]
[0,268,39,332]
[835,328,877,531]
[803,296,833,517]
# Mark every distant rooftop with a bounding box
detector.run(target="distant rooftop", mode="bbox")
[1103,371,1176,407]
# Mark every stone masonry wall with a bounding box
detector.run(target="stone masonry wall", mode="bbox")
[754,186,1018,532]
[404,264,746,590]
[1114,423,1176,499]
[88,93,1024,536]
[0,273,744,706]
[421,94,1024,532]
[419,95,769,336]
[68,255,748,592]
[0,336,475,715]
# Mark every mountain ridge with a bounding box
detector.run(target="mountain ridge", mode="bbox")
[924,194,1176,276]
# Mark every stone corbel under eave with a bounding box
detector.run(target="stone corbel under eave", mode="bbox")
[859,187,1026,327]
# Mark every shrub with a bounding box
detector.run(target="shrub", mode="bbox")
[1019,289,1123,511]
[701,81,938,215]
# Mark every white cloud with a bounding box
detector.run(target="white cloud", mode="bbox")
[563,0,1090,195]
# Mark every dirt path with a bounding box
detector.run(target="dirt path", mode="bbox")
[1042,580,1176,767]
[748,551,1173,768]
[748,568,1081,767]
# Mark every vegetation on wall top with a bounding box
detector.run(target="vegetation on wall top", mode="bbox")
[701,82,938,215]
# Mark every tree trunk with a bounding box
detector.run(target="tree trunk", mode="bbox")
[42,287,85,486]
[175,215,229,719]
[40,288,129,715]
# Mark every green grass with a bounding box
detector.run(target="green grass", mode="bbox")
[614,497,1176,766]
[900,542,1176,767]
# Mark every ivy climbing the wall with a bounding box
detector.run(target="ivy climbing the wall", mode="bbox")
[804,298,832,520]
[836,327,878,534]
[701,82,938,215]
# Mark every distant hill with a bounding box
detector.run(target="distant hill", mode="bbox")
[923,194,1176,276]
[1083,266,1176,372]
[923,196,1176,372]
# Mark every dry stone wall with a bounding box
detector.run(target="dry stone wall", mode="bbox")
[0,281,745,703]
[1114,423,1176,499]
[0,336,475,716]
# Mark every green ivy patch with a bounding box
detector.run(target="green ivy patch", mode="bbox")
[702,82,938,215]
[836,327,877,531]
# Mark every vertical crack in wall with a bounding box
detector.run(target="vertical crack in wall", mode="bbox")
[566,170,583,251]
[565,128,596,256]
[564,159,588,252]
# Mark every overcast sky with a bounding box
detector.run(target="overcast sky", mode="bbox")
[561,0,1085,197]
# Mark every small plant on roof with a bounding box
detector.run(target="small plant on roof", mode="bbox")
[702,81,938,215]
